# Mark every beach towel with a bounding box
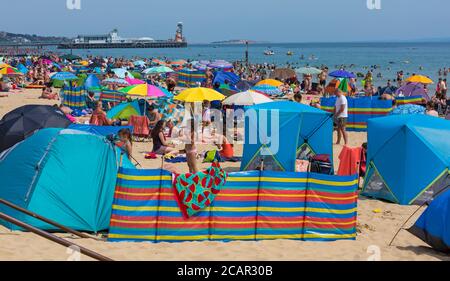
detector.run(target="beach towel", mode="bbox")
[337,146,362,176]
[164,155,187,163]
[173,161,227,218]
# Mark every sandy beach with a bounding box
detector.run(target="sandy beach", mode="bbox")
[0,89,448,261]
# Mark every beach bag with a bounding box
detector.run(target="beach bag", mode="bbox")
[203,150,221,163]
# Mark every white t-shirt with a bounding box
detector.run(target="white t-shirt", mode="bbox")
[335,95,348,118]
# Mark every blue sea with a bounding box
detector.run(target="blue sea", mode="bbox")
[54,42,450,86]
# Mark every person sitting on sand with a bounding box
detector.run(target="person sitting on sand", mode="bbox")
[90,101,116,126]
[151,119,178,155]
[41,86,59,100]
[214,128,234,160]
[426,101,439,117]
[293,93,303,103]
[115,128,133,160]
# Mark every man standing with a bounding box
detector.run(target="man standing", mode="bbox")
[334,89,348,145]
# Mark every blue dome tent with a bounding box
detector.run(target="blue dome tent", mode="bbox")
[240,101,333,172]
[0,128,134,232]
[362,115,450,205]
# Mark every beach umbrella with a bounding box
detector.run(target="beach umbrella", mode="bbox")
[269,68,297,80]
[170,59,187,67]
[222,90,273,106]
[395,82,429,100]
[84,74,102,91]
[329,70,356,79]
[125,77,146,85]
[175,87,225,102]
[119,84,168,98]
[133,60,146,67]
[0,66,23,76]
[251,84,282,96]
[0,63,12,68]
[405,75,433,84]
[50,71,78,81]
[143,66,174,74]
[102,78,130,87]
[111,68,133,79]
[255,79,283,87]
[208,61,233,69]
[0,105,72,152]
[295,67,322,75]
[338,78,350,92]
[60,54,82,61]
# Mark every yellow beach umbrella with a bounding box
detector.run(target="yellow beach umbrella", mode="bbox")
[79,60,89,66]
[0,63,12,68]
[175,87,225,102]
[256,79,283,87]
[406,75,433,84]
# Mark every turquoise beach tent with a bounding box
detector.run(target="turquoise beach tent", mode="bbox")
[240,101,333,172]
[362,115,450,205]
[0,128,134,231]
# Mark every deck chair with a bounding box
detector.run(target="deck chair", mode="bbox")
[129,115,150,142]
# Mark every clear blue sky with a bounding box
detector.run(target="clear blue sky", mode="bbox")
[2,0,449,43]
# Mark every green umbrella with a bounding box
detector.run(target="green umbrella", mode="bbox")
[338,78,349,92]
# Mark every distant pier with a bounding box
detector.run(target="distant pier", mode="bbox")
[57,41,187,49]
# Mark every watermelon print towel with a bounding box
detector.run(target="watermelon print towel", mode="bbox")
[173,161,227,218]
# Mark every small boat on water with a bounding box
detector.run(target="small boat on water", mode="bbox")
[264,49,275,56]
[286,51,294,56]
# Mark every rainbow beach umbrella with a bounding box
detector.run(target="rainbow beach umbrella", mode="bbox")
[119,84,168,98]
[0,66,23,76]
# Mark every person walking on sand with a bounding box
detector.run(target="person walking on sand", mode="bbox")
[334,89,348,145]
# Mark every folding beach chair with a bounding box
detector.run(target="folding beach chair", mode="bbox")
[128,115,150,142]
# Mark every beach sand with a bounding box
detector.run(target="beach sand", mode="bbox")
[0,89,448,261]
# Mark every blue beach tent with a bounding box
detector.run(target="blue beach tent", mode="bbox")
[362,114,450,205]
[409,189,450,253]
[241,101,333,172]
[0,128,134,232]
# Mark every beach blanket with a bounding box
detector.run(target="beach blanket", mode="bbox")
[173,161,227,218]
[108,169,358,242]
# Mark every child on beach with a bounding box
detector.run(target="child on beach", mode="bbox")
[115,128,133,160]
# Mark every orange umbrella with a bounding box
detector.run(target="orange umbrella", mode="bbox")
[256,79,283,87]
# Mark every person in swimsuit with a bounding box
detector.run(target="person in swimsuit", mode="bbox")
[151,120,178,155]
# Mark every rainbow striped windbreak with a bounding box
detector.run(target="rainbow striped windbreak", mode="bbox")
[177,69,206,88]
[62,85,87,110]
[320,97,392,131]
[108,168,358,242]
[394,96,425,105]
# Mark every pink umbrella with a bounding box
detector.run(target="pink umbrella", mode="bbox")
[125,77,146,85]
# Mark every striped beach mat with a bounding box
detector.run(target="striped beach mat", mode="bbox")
[62,85,87,110]
[321,97,392,131]
[108,169,358,242]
